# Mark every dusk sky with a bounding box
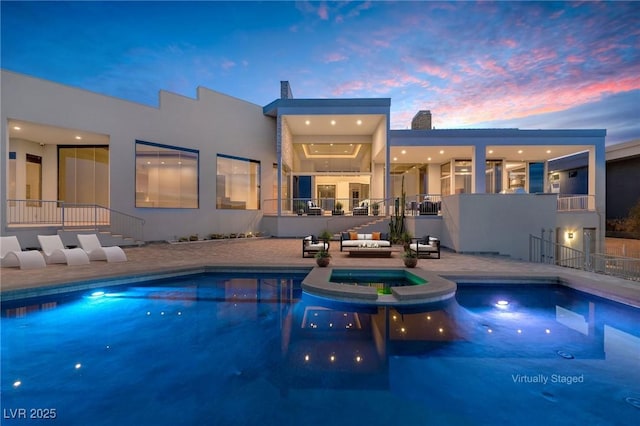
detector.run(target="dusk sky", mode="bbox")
[2,1,639,145]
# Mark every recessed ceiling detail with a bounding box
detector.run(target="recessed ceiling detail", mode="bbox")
[301,143,362,159]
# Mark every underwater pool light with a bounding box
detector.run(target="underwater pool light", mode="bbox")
[495,300,509,309]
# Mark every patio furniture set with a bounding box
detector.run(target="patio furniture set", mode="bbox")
[301,231,441,259]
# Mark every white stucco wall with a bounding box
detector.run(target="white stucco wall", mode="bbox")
[1,70,276,241]
[442,193,558,260]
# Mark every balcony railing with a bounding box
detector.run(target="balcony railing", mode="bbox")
[263,194,445,217]
[7,199,145,242]
[557,194,595,211]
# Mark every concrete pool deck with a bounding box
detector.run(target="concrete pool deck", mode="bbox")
[1,237,639,307]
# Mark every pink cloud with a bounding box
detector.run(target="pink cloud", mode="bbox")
[418,74,640,128]
[500,39,518,49]
[221,60,236,70]
[566,55,585,64]
[416,63,449,80]
[332,79,370,96]
[317,3,328,20]
[324,52,348,63]
[476,58,508,76]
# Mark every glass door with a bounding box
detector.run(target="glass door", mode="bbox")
[26,154,42,206]
[317,185,336,211]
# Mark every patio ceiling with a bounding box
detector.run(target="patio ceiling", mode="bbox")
[284,114,385,136]
[8,119,109,145]
[385,145,591,165]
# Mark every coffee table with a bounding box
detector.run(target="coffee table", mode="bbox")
[347,247,393,257]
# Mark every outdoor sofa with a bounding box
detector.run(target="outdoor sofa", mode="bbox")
[340,232,391,251]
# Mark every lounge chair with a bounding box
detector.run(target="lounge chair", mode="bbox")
[0,236,46,269]
[302,235,330,258]
[37,235,90,265]
[408,236,441,259]
[77,234,128,262]
[306,201,323,215]
[353,200,369,215]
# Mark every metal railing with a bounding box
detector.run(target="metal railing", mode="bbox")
[529,233,586,269]
[529,233,640,281]
[263,194,444,217]
[7,199,145,242]
[263,197,391,216]
[557,194,595,211]
[590,254,640,281]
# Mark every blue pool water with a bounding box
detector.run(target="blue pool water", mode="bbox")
[1,272,639,425]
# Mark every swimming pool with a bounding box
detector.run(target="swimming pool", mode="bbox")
[2,271,639,425]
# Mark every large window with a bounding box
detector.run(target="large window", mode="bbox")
[216,154,260,210]
[136,141,198,208]
[485,160,503,194]
[440,162,451,196]
[454,160,472,194]
[8,152,16,204]
[58,146,109,205]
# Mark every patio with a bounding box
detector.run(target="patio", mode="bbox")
[1,237,638,307]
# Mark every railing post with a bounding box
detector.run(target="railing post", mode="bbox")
[61,201,65,230]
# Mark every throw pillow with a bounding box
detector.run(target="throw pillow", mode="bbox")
[349,231,358,240]
[422,235,430,245]
[372,232,381,240]
[341,232,349,240]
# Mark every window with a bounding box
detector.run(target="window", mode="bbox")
[454,160,472,194]
[8,152,16,204]
[216,154,260,210]
[26,154,42,206]
[58,146,109,205]
[136,141,198,208]
[485,160,503,194]
[528,162,545,193]
[440,162,451,196]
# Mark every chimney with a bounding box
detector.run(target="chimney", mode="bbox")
[280,81,293,99]
[411,110,432,130]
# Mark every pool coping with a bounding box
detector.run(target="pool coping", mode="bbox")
[1,264,638,309]
[0,265,312,302]
[302,266,458,305]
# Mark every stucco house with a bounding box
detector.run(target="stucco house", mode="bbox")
[1,70,606,260]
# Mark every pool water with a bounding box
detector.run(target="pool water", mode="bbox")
[2,272,639,425]
[330,269,425,294]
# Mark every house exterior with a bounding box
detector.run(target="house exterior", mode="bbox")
[1,70,606,260]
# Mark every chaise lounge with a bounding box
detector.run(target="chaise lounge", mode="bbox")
[77,234,128,262]
[38,235,90,265]
[408,236,441,259]
[302,235,330,258]
[0,236,47,269]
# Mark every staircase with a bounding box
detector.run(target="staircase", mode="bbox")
[337,216,389,237]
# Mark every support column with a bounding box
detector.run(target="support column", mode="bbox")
[589,143,606,253]
[473,145,487,193]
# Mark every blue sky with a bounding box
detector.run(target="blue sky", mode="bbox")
[2,1,639,145]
